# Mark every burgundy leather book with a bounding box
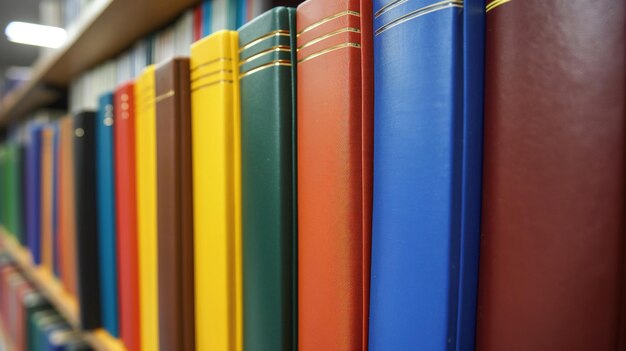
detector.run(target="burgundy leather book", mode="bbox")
[476,1,626,350]
[155,57,195,351]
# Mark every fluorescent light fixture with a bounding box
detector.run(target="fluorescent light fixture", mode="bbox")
[5,21,66,48]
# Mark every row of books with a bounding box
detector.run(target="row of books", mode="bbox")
[0,254,91,351]
[1,0,625,350]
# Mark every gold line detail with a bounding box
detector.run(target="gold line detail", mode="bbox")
[191,80,234,92]
[190,58,233,72]
[240,60,292,79]
[239,46,291,66]
[239,30,291,52]
[298,42,361,63]
[486,0,512,12]
[375,0,409,18]
[191,69,234,83]
[155,90,175,104]
[297,10,360,36]
[297,27,361,51]
[375,0,463,35]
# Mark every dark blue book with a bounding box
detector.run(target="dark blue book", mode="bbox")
[25,124,44,265]
[52,123,60,278]
[96,93,119,337]
[368,0,485,349]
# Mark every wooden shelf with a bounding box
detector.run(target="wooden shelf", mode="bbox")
[0,0,200,127]
[0,230,126,351]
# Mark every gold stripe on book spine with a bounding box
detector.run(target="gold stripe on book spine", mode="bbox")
[239,46,291,66]
[239,30,291,52]
[191,69,234,83]
[190,58,233,72]
[191,80,234,92]
[486,0,512,12]
[375,0,463,35]
[375,0,410,18]
[298,42,361,63]
[239,60,292,79]
[297,27,361,51]
[155,90,175,104]
[297,10,361,36]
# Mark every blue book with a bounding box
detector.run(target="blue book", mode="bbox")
[26,124,44,265]
[96,93,119,337]
[236,0,247,27]
[51,124,60,278]
[369,0,485,350]
[202,0,212,36]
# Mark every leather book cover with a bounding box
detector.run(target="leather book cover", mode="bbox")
[96,92,119,337]
[114,81,141,351]
[135,65,160,351]
[191,30,242,351]
[238,7,297,351]
[296,0,373,349]
[368,0,485,349]
[155,57,196,351]
[476,1,626,350]
[41,126,54,274]
[73,110,102,330]
[25,124,44,265]
[58,116,79,299]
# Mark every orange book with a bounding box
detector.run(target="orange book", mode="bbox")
[58,117,78,298]
[40,126,55,274]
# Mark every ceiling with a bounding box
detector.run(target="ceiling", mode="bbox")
[0,0,41,69]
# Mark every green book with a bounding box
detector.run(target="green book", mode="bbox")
[6,143,22,240]
[238,7,297,351]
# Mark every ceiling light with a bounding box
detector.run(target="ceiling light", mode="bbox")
[5,21,66,48]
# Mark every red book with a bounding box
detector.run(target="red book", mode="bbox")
[114,82,140,351]
[296,0,373,349]
[193,4,203,42]
[476,0,625,350]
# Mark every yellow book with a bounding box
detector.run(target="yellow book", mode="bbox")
[135,65,159,351]
[191,30,242,351]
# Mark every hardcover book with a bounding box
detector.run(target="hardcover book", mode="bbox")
[25,124,44,265]
[191,30,242,351]
[41,126,55,274]
[73,111,102,330]
[476,0,626,350]
[238,7,297,351]
[114,81,141,351]
[368,0,485,349]
[296,0,373,349]
[58,116,78,298]
[135,65,160,351]
[96,92,119,337]
[155,57,196,351]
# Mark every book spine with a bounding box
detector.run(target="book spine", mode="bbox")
[476,0,626,350]
[156,57,196,351]
[238,7,297,351]
[135,65,159,351]
[114,82,141,351]
[41,127,54,274]
[191,30,242,351]
[96,93,119,337]
[73,111,102,330]
[295,0,373,349]
[368,0,484,349]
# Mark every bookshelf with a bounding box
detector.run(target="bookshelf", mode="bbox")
[0,0,200,127]
[0,230,125,351]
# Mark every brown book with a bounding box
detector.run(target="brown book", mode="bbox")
[477,0,626,350]
[155,57,195,351]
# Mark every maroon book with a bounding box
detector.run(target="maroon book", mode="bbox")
[476,0,626,350]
